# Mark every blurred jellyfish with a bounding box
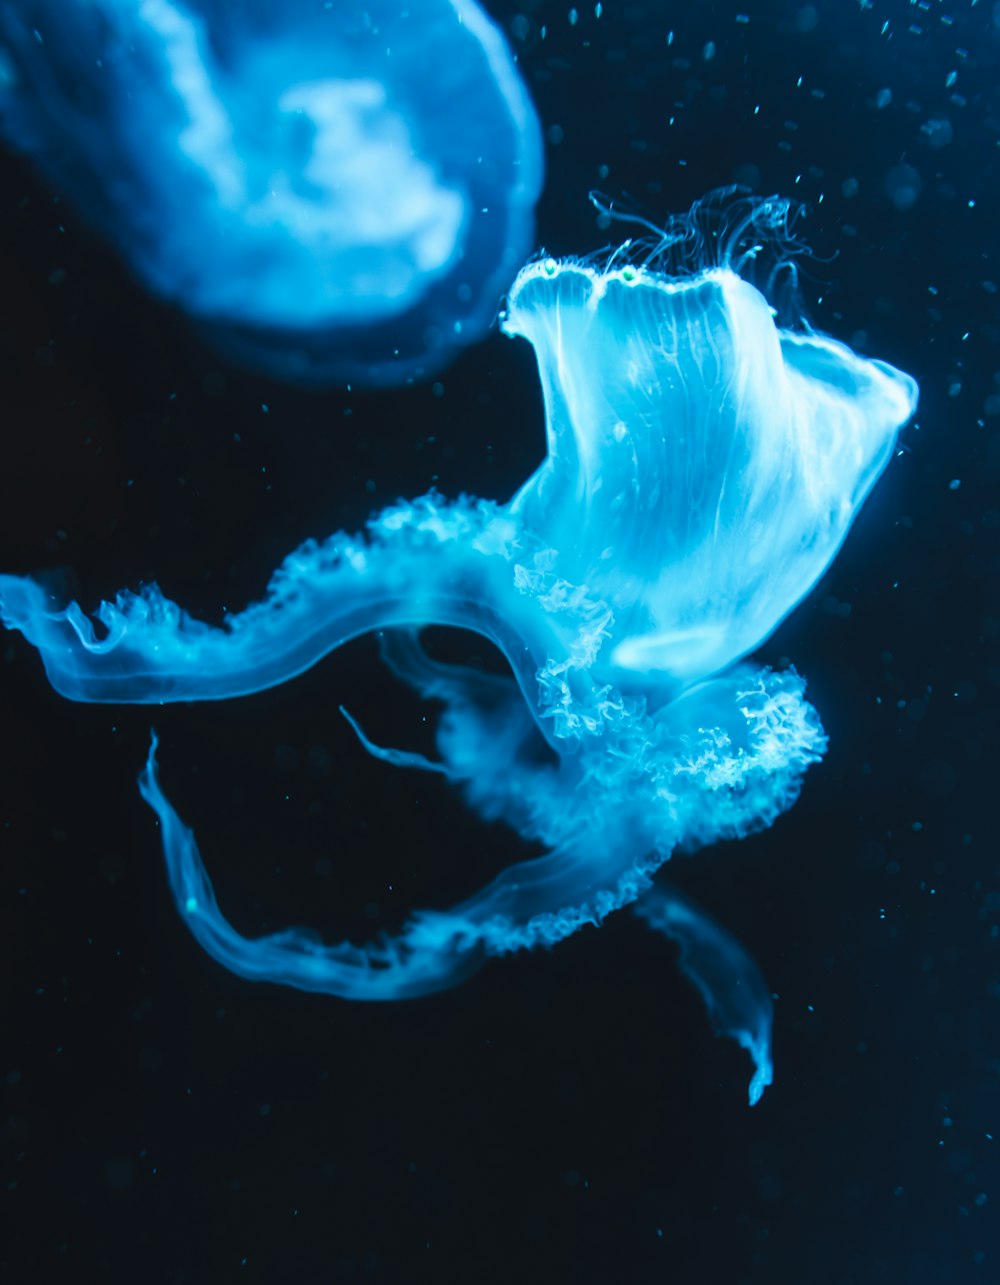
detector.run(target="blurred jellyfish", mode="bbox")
[0,196,918,1101]
[0,0,543,384]
[884,163,922,212]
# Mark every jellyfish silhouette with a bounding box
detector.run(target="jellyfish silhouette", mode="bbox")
[0,197,918,1101]
[0,0,543,384]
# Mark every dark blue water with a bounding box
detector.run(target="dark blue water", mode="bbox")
[1,1,997,1281]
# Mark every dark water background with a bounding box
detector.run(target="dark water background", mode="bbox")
[1,0,998,1280]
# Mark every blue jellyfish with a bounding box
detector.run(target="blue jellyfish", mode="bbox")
[0,0,543,385]
[0,197,918,1102]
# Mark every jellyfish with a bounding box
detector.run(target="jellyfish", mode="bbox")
[0,0,543,385]
[0,197,918,1101]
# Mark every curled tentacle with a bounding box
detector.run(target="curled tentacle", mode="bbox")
[139,732,489,1000]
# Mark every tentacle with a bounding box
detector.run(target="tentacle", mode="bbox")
[139,731,664,989]
[446,826,660,954]
[138,732,488,1000]
[0,496,548,711]
[339,704,451,778]
[360,629,569,843]
[378,629,545,775]
[632,884,774,1106]
[378,627,522,707]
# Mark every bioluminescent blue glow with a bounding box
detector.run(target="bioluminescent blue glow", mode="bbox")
[633,885,775,1106]
[0,0,543,385]
[0,202,918,1101]
[505,253,918,685]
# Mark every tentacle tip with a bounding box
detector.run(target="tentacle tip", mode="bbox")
[747,1059,773,1107]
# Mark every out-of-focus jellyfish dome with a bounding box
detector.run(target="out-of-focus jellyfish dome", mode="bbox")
[0,0,544,385]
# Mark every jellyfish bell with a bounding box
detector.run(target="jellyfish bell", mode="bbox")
[502,202,918,688]
[0,0,543,385]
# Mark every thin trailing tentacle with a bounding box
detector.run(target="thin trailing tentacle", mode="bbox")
[633,884,774,1106]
